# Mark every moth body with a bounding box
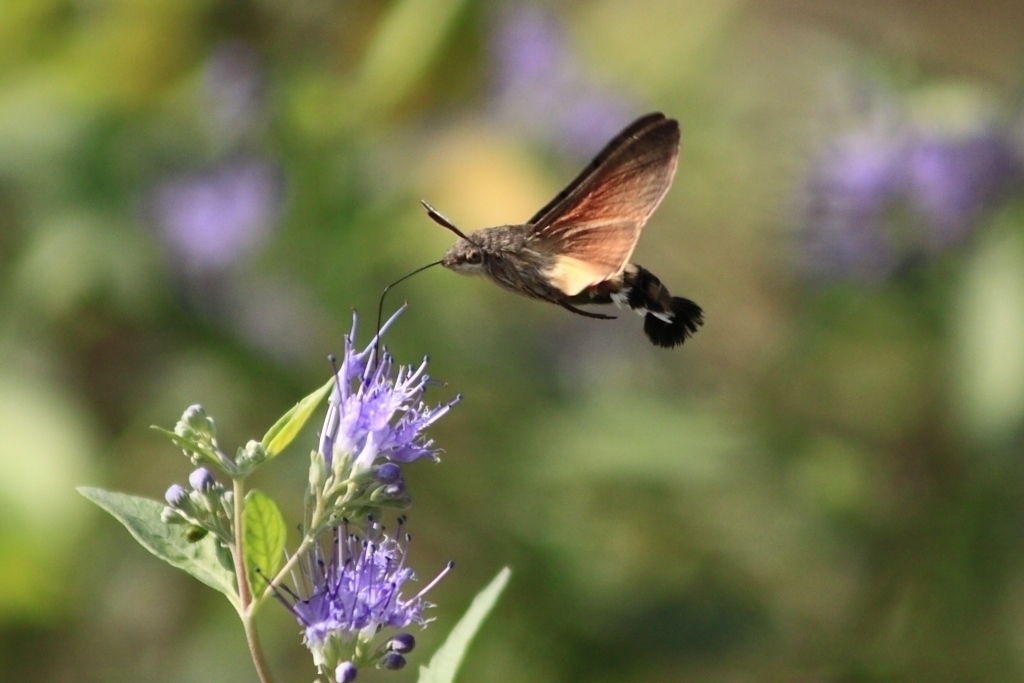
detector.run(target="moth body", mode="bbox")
[442,226,560,302]
[429,112,704,348]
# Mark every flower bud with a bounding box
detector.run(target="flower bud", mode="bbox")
[387,633,415,654]
[236,440,267,470]
[330,446,353,482]
[218,490,236,522]
[161,507,186,524]
[374,463,402,484]
[309,449,328,489]
[335,662,358,683]
[189,467,217,492]
[181,404,216,438]
[379,652,406,670]
[185,525,209,542]
[165,484,189,508]
[369,479,411,508]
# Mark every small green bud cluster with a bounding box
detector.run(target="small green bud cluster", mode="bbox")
[162,404,268,478]
[162,467,234,544]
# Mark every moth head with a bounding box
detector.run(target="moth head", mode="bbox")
[420,199,486,275]
[441,239,486,274]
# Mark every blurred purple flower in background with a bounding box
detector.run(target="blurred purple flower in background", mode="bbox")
[151,157,284,274]
[147,157,317,366]
[488,4,634,158]
[150,39,278,276]
[904,132,1021,247]
[143,40,317,364]
[802,129,907,282]
[801,121,1023,282]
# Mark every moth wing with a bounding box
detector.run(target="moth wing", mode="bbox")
[529,114,680,296]
[526,112,670,225]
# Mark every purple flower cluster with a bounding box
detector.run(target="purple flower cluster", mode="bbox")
[801,123,1022,281]
[149,40,280,276]
[319,310,460,475]
[904,133,1019,244]
[268,307,460,678]
[276,518,452,679]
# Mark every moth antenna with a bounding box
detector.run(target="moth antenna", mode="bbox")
[374,260,443,366]
[420,200,474,243]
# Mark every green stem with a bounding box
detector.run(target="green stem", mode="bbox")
[241,612,274,683]
[233,478,276,683]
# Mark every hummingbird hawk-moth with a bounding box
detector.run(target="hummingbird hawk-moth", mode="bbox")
[382,112,704,348]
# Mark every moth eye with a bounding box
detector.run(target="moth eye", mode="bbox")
[467,250,483,265]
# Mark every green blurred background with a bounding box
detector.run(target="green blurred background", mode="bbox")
[3,0,1024,681]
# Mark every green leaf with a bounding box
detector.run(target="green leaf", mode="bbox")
[417,567,511,683]
[243,489,287,598]
[261,377,333,459]
[78,487,239,611]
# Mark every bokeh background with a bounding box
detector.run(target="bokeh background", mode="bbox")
[3,0,1024,681]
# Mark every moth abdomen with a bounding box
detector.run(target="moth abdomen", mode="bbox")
[622,266,703,348]
[643,296,704,348]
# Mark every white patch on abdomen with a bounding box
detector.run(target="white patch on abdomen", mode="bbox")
[611,289,645,316]
[651,311,673,323]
